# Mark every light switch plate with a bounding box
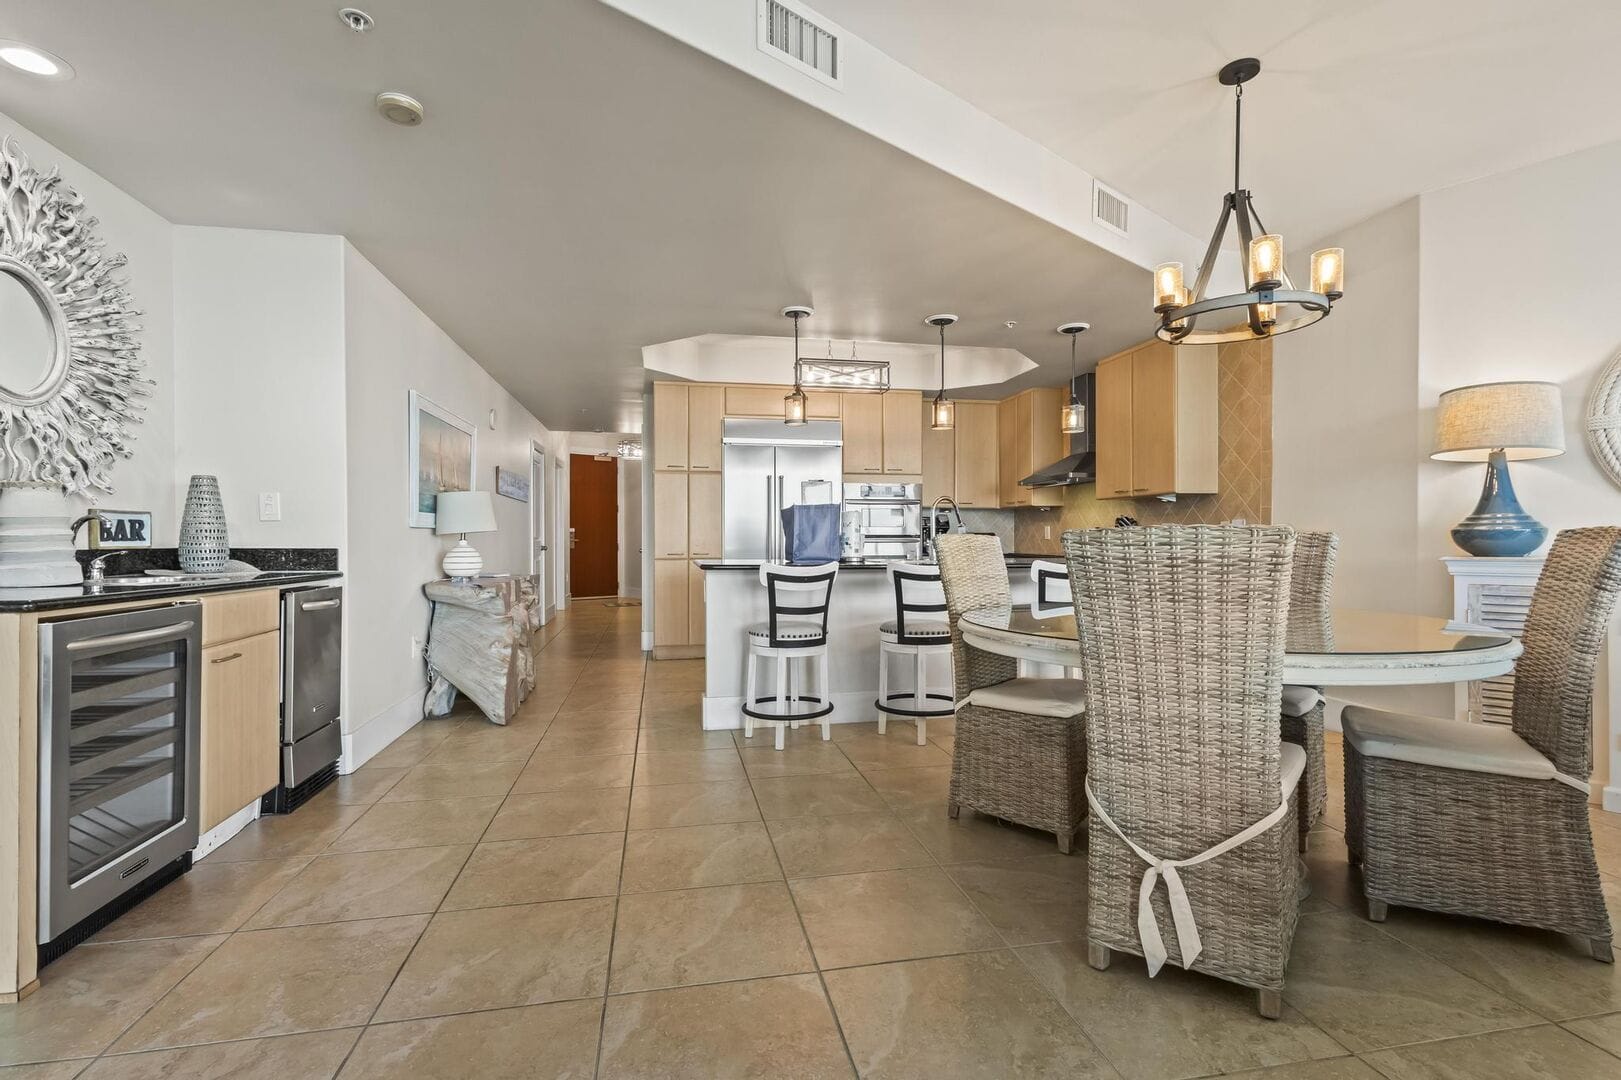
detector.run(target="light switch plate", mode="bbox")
[1043,525,1052,540]
[258,491,282,521]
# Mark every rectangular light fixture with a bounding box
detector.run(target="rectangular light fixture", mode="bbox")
[795,357,890,392]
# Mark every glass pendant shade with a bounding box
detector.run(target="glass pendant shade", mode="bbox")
[1061,400,1085,435]
[1248,234,1284,289]
[1311,247,1345,298]
[784,387,807,425]
[931,395,955,431]
[1153,262,1186,310]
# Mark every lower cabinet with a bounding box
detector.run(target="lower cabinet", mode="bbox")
[200,628,280,831]
[653,558,706,658]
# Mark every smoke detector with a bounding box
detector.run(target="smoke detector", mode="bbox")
[376,91,424,126]
[339,8,374,33]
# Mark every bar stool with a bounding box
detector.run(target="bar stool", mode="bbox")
[743,562,838,751]
[1030,560,1073,618]
[876,562,954,745]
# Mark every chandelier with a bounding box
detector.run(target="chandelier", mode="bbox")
[1152,58,1344,345]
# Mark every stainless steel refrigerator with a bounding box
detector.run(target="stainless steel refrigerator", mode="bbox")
[723,418,843,561]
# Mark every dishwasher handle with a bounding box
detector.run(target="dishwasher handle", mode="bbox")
[299,598,341,611]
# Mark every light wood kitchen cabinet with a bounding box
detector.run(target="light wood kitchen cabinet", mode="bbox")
[997,388,1064,509]
[200,628,280,832]
[953,401,1000,508]
[724,385,839,419]
[653,471,690,557]
[652,382,688,471]
[1095,340,1218,499]
[687,385,725,472]
[653,559,689,648]
[921,396,955,505]
[881,390,923,475]
[687,471,723,558]
[842,393,885,474]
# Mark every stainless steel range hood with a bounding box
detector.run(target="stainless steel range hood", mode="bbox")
[1020,373,1095,488]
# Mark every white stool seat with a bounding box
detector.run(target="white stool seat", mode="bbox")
[746,619,826,643]
[967,677,1086,719]
[879,619,949,641]
[1342,705,1582,789]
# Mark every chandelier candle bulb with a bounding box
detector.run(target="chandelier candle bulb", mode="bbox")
[1311,247,1345,299]
[1248,234,1284,290]
[1153,262,1186,310]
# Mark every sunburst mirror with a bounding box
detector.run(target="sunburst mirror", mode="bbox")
[0,136,148,585]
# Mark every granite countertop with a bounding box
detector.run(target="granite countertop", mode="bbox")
[0,569,342,613]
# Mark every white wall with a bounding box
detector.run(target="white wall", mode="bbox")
[1273,140,1621,805]
[173,228,347,548]
[342,243,555,760]
[0,110,177,539]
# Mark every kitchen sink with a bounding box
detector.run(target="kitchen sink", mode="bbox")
[97,573,252,587]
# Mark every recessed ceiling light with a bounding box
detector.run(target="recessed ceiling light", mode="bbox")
[0,40,74,80]
[376,91,423,126]
[338,8,374,33]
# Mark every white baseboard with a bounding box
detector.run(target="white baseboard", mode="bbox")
[1604,787,1621,814]
[342,687,425,773]
[623,586,643,599]
[641,630,653,651]
[192,800,259,861]
[702,690,884,731]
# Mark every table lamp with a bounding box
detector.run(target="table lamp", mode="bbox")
[1431,381,1564,556]
[434,490,497,579]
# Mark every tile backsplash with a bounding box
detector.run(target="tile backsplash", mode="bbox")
[1015,335,1272,553]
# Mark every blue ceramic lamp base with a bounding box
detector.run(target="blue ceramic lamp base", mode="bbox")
[1451,449,1546,557]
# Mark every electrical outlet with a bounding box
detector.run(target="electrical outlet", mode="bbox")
[258,491,282,521]
[1043,525,1052,540]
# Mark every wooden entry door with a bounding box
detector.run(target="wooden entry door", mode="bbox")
[569,454,619,598]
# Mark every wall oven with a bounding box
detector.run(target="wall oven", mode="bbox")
[38,603,201,961]
[841,482,922,559]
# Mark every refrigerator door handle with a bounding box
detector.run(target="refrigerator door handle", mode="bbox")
[776,475,785,561]
[764,475,773,561]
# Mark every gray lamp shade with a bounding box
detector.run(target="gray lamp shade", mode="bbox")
[433,490,497,535]
[1431,381,1565,462]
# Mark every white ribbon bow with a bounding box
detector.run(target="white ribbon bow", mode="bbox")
[1085,779,1292,977]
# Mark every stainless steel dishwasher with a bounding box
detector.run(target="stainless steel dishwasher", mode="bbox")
[262,584,343,813]
[38,602,202,963]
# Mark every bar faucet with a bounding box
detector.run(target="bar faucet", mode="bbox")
[86,551,125,588]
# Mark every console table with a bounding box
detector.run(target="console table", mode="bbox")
[423,575,541,724]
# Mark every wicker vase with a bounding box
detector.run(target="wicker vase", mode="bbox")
[178,474,228,573]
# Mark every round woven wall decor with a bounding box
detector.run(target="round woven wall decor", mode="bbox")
[1586,350,1621,490]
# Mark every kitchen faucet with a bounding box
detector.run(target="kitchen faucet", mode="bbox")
[924,496,966,560]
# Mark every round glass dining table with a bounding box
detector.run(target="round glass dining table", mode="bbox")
[958,606,1521,686]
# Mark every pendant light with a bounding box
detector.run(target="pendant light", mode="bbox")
[782,305,812,425]
[1057,322,1089,434]
[926,314,958,430]
[1152,58,1345,344]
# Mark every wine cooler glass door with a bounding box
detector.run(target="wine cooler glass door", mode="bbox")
[39,603,202,943]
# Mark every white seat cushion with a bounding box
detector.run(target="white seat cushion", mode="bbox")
[1341,705,1558,782]
[1279,742,1307,800]
[967,678,1085,719]
[746,619,825,642]
[879,619,950,640]
[1280,685,1322,718]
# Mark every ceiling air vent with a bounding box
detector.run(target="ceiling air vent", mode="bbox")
[1092,180,1130,237]
[757,0,842,89]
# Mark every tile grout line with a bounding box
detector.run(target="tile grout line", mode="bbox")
[594,626,645,1080]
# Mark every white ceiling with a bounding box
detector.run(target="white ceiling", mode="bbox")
[0,0,1154,432]
[812,0,1621,247]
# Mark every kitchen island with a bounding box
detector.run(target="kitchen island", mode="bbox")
[694,555,1039,730]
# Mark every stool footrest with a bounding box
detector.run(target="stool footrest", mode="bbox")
[742,696,834,722]
[874,691,955,719]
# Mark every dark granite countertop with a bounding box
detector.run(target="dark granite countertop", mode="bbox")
[0,570,341,613]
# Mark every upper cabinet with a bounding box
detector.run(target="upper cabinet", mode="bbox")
[996,387,1064,509]
[687,385,725,471]
[1094,340,1218,499]
[724,385,839,420]
[841,393,885,474]
[652,382,688,471]
[881,390,923,475]
[921,396,955,505]
[953,401,999,508]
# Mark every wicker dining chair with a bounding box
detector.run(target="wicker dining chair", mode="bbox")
[1281,531,1339,848]
[1343,527,1621,960]
[934,533,1087,853]
[1064,525,1303,1018]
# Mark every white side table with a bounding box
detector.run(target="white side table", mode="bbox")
[1442,556,1543,726]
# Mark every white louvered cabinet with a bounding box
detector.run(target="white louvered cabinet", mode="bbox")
[1443,556,1543,725]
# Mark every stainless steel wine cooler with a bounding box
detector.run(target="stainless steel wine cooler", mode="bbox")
[38,603,202,953]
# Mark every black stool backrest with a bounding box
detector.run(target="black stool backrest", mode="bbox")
[758,562,838,648]
[887,562,947,646]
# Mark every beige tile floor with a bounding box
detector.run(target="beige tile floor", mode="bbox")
[6,598,1621,1078]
